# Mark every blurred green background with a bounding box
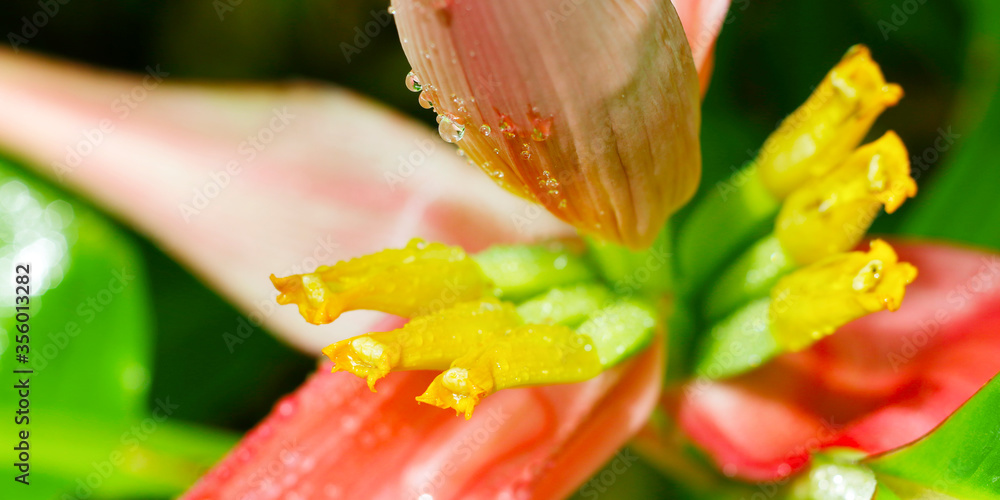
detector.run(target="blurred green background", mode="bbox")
[0,0,997,498]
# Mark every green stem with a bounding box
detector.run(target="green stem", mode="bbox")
[676,165,780,294]
[703,234,797,321]
[584,224,673,298]
[694,298,781,379]
[516,283,613,326]
[473,242,595,301]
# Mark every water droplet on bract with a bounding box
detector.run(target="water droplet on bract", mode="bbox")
[387,6,396,15]
[277,399,297,418]
[480,124,491,137]
[418,90,435,109]
[405,71,422,92]
[438,115,466,143]
[499,115,518,138]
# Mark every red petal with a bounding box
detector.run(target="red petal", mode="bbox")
[672,241,1000,481]
[672,0,733,93]
[0,50,572,351]
[183,334,663,500]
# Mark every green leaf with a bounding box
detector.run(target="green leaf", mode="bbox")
[867,374,1000,499]
[898,0,1000,250]
[0,161,237,498]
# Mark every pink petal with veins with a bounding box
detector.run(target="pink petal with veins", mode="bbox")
[393,0,702,248]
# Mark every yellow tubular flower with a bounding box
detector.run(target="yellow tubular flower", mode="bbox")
[321,298,521,390]
[270,239,491,324]
[770,239,917,351]
[757,45,904,199]
[776,132,917,264]
[416,325,603,419]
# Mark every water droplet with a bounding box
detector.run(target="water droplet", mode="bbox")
[852,260,883,291]
[480,124,491,137]
[526,113,553,142]
[387,5,396,15]
[405,71,422,92]
[418,89,435,109]
[277,399,297,418]
[438,115,466,143]
[499,115,518,138]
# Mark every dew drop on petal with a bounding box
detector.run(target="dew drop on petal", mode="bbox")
[438,115,466,143]
[499,115,518,138]
[405,71,422,92]
[418,90,435,109]
[480,124,491,137]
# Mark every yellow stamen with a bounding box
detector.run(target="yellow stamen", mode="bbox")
[321,298,521,390]
[757,45,903,198]
[270,239,491,324]
[770,239,917,351]
[416,325,603,419]
[776,132,916,264]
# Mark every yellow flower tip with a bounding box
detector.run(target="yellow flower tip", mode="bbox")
[775,131,918,264]
[770,239,917,351]
[417,367,494,420]
[270,239,492,323]
[869,132,917,214]
[838,45,904,108]
[757,44,903,199]
[322,336,402,391]
[270,272,345,325]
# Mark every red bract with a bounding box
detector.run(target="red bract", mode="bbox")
[183,322,662,500]
[670,241,1000,481]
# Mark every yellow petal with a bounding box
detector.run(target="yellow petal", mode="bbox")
[322,298,521,390]
[392,0,701,248]
[770,239,917,351]
[757,45,903,198]
[416,324,603,418]
[271,239,490,324]
[776,132,916,264]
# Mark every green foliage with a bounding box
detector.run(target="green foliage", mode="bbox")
[867,375,1000,499]
[0,161,237,499]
